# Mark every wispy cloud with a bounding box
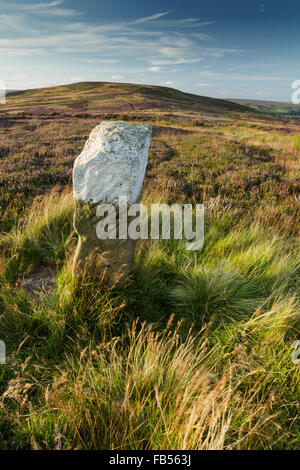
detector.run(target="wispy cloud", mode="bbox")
[75,58,119,64]
[0,0,81,16]
[149,66,162,72]
[191,33,211,41]
[150,58,202,65]
[18,1,64,10]
[161,18,216,28]
[112,74,124,80]
[132,11,170,24]
[0,13,27,31]
[0,2,251,93]
[0,6,218,63]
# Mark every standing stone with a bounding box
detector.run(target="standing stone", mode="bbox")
[72,120,152,285]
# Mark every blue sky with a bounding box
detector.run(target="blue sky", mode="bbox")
[0,0,299,101]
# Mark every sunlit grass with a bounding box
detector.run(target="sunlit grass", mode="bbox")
[0,96,299,450]
[0,185,298,449]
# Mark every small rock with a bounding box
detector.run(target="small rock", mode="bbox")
[22,264,56,297]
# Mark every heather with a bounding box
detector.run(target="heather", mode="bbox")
[0,83,299,450]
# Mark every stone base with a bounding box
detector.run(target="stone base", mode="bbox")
[72,200,137,286]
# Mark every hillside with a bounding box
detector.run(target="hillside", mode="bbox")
[3,81,256,119]
[0,81,299,450]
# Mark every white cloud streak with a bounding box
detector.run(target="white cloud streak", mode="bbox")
[0,8,219,61]
[149,66,162,72]
[132,11,170,24]
[0,0,81,16]
[17,1,64,10]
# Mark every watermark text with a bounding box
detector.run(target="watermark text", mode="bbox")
[291,80,300,104]
[96,198,204,251]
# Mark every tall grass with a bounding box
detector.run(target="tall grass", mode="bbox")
[24,320,287,450]
[0,188,74,282]
[0,187,299,449]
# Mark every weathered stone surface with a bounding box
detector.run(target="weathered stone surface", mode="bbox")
[73,120,151,205]
[72,121,152,284]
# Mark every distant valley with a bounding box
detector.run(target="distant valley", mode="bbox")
[229,98,300,120]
